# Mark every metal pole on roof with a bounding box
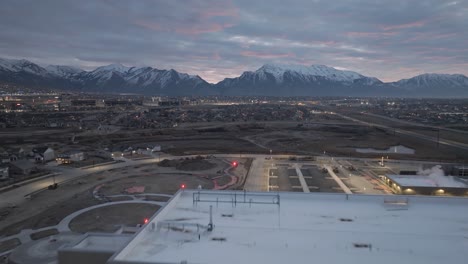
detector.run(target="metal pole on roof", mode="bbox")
[208,205,213,231]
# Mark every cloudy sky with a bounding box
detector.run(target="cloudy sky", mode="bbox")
[0,0,467,83]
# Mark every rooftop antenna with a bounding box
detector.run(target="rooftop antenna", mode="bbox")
[208,205,214,231]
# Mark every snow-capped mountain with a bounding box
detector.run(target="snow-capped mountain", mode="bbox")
[215,64,383,96]
[0,58,213,95]
[93,63,131,74]
[394,73,468,88]
[388,73,468,97]
[75,65,210,95]
[0,58,49,76]
[45,65,84,77]
[1,57,467,97]
[255,64,381,84]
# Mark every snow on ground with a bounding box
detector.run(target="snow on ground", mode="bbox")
[111,191,468,264]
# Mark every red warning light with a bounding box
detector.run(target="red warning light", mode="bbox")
[144,218,149,224]
[232,161,238,167]
[181,184,186,189]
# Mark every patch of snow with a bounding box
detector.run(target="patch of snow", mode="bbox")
[0,58,18,71]
[356,145,415,154]
[0,58,48,75]
[257,64,367,83]
[46,65,83,77]
[93,63,131,74]
[113,190,468,264]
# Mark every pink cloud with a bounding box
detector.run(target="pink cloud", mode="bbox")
[240,50,296,59]
[347,31,398,38]
[381,20,426,31]
[175,23,235,35]
[188,51,222,61]
[199,7,239,19]
[402,32,458,43]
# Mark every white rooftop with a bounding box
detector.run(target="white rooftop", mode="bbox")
[110,190,468,264]
[74,234,131,252]
[386,174,468,188]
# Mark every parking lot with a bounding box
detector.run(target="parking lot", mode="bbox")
[268,163,346,193]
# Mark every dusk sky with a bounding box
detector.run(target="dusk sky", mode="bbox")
[0,0,467,83]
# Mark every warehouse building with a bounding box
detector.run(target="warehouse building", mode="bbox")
[52,190,468,264]
[383,174,468,196]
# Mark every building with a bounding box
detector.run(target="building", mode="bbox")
[32,147,55,162]
[56,151,85,164]
[451,166,468,178]
[57,190,468,264]
[0,153,11,163]
[71,99,97,107]
[58,234,132,264]
[7,147,25,159]
[151,145,161,152]
[0,147,24,163]
[0,164,9,179]
[10,160,37,175]
[383,174,468,196]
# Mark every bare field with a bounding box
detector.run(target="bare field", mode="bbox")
[0,187,101,236]
[69,203,160,233]
[342,111,468,145]
[0,159,230,237]
[244,124,468,162]
[0,237,20,253]
[98,173,214,196]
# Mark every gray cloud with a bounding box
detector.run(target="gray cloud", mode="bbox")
[0,0,467,83]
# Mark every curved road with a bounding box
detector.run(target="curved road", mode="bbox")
[0,153,272,208]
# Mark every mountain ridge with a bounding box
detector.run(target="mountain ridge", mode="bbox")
[0,57,467,97]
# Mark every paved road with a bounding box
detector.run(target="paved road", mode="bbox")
[293,164,310,193]
[324,165,352,194]
[363,112,468,135]
[244,157,267,191]
[336,113,468,151]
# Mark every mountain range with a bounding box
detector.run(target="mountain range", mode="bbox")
[1,57,467,97]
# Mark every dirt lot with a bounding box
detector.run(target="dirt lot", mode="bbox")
[0,238,20,253]
[0,187,101,236]
[0,159,230,237]
[98,173,214,196]
[158,158,217,171]
[69,203,160,233]
[342,111,468,145]
[246,124,468,162]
